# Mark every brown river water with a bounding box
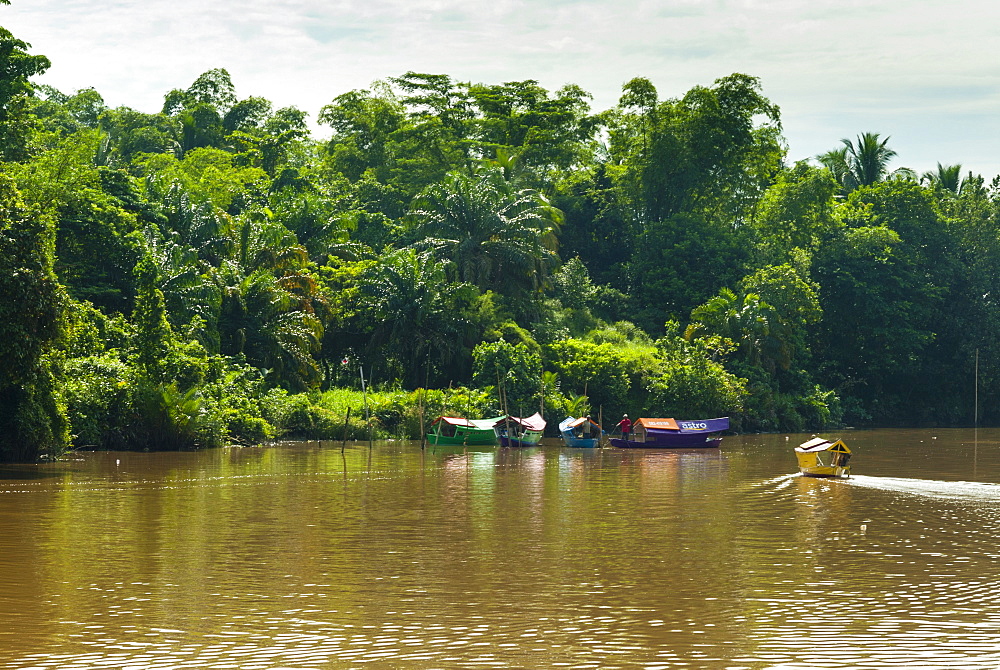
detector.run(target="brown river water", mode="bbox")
[1,429,1000,669]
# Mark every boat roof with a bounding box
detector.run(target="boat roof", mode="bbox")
[559,416,597,431]
[495,412,546,431]
[432,416,505,430]
[796,437,850,453]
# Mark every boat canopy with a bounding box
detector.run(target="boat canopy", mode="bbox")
[431,416,505,430]
[495,412,546,431]
[634,417,729,434]
[559,416,599,433]
[796,437,851,454]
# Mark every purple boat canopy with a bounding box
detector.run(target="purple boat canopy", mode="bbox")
[634,417,730,435]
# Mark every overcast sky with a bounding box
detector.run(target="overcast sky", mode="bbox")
[5,0,1000,178]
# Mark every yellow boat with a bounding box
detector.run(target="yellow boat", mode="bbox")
[795,437,852,477]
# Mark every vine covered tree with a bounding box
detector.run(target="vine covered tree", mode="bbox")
[0,175,68,461]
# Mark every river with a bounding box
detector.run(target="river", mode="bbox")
[1,428,999,669]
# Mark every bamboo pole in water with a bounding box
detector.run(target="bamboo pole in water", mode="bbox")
[539,374,544,420]
[599,405,604,448]
[463,389,471,448]
[419,389,426,451]
[360,365,372,449]
[341,406,351,453]
[498,368,511,448]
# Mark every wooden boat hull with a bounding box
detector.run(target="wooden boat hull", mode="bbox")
[426,428,498,446]
[561,435,599,448]
[798,465,851,478]
[498,431,542,448]
[609,435,722,449]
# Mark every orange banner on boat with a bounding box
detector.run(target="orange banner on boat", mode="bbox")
[635,418,679,431]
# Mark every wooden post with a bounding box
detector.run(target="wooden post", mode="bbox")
[599,405,604,448]
[539,374,544,420]
[463,387,471,447]
[498,368,511,448]
[360,364,372,449]
[419,388,426,450]
[341,406,352,453]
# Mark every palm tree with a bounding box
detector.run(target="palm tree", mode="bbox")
[155,181,232,265]
[816,147,852,191]
[203,207,324,390]
[844,132,896,187]
[361,248,476,387]
[685,289,792,373]
[141,226,221,349]
[214,264,323,391]
[921,163,963,194]
[818,132,896,193]
[409,168,559,302]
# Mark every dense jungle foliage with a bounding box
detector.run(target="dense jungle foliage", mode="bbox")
[4,21,1000,461]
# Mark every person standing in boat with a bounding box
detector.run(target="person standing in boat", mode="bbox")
[587,416,601,439]
[615,414,632,440]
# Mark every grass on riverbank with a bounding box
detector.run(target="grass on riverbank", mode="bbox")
[274,386,497,441]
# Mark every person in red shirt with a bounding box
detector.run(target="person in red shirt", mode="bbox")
[615,414,632,439]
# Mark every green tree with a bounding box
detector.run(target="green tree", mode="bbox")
[750,162,840,266]
[388,72,475,192]
[138,147,269,212]
[6,130,141,313]
[133,252,175,381]
[0,25,51,160]
[99,106,180,164]
[812,180,957,422]
[468,79,594,185]
[318,84,406,183]
[609,73,782,226]
[687,264,821,374]
[552,163,634,292]
[607,74,783,330]
[629,211,749,330]
[208,210,324,390]
[230,106,309,176]
[472,339,542,415]
[648,324,747,423]
[0,175,68,461]
[543,338,635,416]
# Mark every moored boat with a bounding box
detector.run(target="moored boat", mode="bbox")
[558,416,601,448]
[427,416,504,445]
[494,413,546,448]
[608,417,729,449]
[795,437,852,477]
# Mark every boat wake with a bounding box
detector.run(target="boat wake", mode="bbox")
[846,474,1000,503]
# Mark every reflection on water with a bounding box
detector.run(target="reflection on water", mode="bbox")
[1,429,1000,668]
